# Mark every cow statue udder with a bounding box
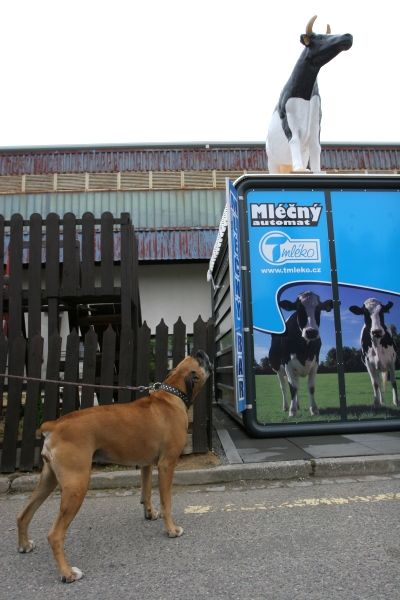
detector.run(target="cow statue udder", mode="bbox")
[266,15,353,174]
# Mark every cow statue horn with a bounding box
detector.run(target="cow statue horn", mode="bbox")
[305,14,317,36]
[326,24,331,34]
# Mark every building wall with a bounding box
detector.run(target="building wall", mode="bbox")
[138,262,211,332]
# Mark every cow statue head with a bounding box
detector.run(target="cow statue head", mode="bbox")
[266,15,353,174]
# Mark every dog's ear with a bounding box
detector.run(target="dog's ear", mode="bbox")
[184,370,199,401]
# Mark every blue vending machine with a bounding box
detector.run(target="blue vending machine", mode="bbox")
[209,175,400,436]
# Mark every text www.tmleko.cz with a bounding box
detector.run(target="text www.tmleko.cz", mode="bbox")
[261,266,322,274]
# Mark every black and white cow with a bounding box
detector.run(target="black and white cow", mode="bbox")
[349,298,398,408]
[269,291,333,417]
[266,15,353,174]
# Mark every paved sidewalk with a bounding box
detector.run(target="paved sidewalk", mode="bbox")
[1,406,399,495]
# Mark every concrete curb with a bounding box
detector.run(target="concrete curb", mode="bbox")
[2,454,400,495]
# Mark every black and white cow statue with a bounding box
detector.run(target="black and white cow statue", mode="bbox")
[349,298,399,408]
[269,291,333,417]
[266,15,353,174]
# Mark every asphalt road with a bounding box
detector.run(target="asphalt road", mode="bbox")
[1,475,399,600]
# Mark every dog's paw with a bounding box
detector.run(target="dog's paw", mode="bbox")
[18,540,35,553]
[144,507,160,521]
[167,526,184,538]
[61,567,84,583]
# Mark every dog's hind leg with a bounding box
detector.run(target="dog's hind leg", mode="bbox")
[17,461,58,553]
[158,458,183,538]
[140,466,159,520]
[47,468,90,583]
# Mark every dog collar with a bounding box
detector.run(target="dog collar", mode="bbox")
[152,382,191,409]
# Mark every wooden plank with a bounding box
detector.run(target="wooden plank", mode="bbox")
[81,327,97,409]
[172,316,186,367]
[100,212,114,295]
[62,328,80,414]
[45,213,60,298]
[45,213,60,338]
[81,212,95,295]
[20,334,43,471]
[120,213,133,331]
[99,324,116,405]
[8,214,23,342]
[155,319,168,382]
[0,215,4,325]
[118,327,133,403]
[192,316,208,453]
[136,321,151,399]
[28,214,43,338]
[1,335,26,472]
[61,213,79,296]
[42,331,62,423]
[0,332,8,416]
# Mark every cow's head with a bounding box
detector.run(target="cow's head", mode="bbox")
[300,15,353,68]
[349,298,393,338]
[279,290,333,342]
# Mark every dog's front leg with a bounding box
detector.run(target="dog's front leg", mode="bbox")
[157,458,183,538]
[140,466,159,520]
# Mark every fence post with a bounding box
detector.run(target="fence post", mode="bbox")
[1,335,26,472]
[172,317,186,367]
[192,316,208,452]
[20,334,43,471]
[136,321,151,398]
[155,319,169,382]
[99,324,116,405]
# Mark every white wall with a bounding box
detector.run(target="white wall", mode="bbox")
[138,262,211,333]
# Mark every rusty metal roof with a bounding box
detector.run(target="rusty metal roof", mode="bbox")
[0,142,398,175]
[3,226,217,263]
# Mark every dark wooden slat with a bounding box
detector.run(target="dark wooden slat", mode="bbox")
[192,316,208,453]
[28,214,43,338]
[45,214,60,339]
[136,321,151,399]
[0,332,8,416]
[20,334,43,471]
[42,332,62,423]
[155,319,169,382]
[1,335,26,472]
[120,213,133,331]
[118,328,133,403]
[172,317,186,367]
[45,213,60,298]
[61,213,79,295]
[99,324,116,405]
[100,212,114,295]
[0,215,4,325]
[81,327,97,409]
[206,318,215,449]
[62,328,80,415]
[81,212,95,295]
[8,214,23,342]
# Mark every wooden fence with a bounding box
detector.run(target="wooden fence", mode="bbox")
[0,211,214,473]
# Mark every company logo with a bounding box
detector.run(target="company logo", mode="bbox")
[251,202,322,227]
[259,231,321,265]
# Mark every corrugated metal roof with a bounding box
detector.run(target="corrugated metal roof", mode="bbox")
[0,189,226,228]
[0,143,398,175]
[3,227,217,263]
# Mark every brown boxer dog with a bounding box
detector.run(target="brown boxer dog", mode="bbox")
[17,349,211,583]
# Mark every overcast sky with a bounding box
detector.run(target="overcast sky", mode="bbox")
[1,0,399,147]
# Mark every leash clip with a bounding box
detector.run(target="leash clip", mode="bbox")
[151,382,162,391]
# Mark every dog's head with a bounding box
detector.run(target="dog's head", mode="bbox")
[167,349,212,403]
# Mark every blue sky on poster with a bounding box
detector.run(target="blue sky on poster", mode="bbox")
[0,0,399,147]
[253,285,400,364]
